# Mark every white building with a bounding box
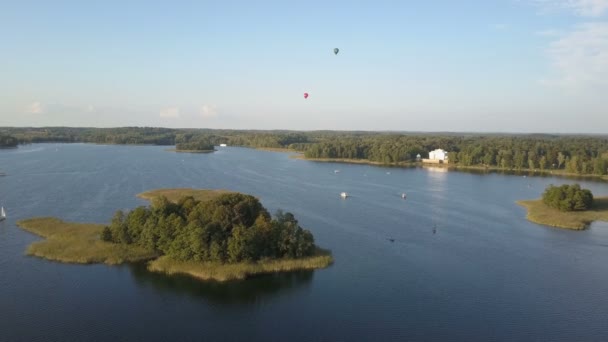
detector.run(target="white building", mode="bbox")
[423,149,449,164]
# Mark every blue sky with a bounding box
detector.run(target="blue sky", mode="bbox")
[1,0,607,132]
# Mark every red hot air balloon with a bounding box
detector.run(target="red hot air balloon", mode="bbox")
[303,92,309,99]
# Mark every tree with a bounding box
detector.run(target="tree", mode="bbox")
[542,184,593,212]
[101,226,112,241]
[557,152,566,169]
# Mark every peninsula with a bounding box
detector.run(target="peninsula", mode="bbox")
[18,189,333,282]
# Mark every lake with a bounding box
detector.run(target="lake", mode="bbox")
[1,144,608,341]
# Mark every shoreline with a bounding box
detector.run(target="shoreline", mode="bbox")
[148,248,333,282]
[165,148,215,153]
[255,147,302,153]
[291,155,608,180]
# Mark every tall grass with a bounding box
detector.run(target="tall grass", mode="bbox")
[137,188,235,203]
[148,248,333,282]
[517,196,608,230]
[18,217,157,264]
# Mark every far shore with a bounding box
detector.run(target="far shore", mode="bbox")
[517,197,608,230]
[286,155,608,180]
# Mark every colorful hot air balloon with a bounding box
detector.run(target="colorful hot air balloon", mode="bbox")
[334,48,339,55]
[304,92,309,99]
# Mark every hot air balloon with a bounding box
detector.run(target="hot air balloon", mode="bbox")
[334,48,339,55]
[303,92,309,99]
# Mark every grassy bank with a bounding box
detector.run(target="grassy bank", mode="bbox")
[17,217,157,264]
[517,197,608,230]
[137,188,235,203]
[165,148,215,153]
[148,248,333,282]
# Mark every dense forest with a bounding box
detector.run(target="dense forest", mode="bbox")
[303,135,608,175]
[2,126,608,175]
[101,193,316,263]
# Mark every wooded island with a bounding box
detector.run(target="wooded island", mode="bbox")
[18,189,333,281]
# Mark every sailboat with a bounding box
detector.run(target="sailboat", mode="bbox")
[0,206,5,221]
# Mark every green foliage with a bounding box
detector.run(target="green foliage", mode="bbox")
[175,137,214,151]
[542,184,594,212]
[0,134,18,147]
[101,194,318,263]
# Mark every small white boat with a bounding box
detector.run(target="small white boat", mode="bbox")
[220,144,227,147]
[0,206,6,221]
[401,193,407,199]
[334,170,340,173]
[340,192,348,199]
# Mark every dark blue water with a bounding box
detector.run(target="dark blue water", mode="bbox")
[1,144,608,341]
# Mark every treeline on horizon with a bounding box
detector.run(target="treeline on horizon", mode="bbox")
[2,126,608,175]
[102,193,316,263]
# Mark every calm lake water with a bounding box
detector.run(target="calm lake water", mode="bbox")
[1,144,608,341]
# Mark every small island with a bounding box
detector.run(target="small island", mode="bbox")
[169,137,216,153]
[18,189,333,282]
[517,184,608,230]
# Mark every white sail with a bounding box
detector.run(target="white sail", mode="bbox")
[1,206,5,219]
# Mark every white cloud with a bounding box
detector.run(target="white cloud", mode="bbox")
[200,104,218,119]
[542,22,608,87]
[531,0,608,17]
[25,101,44,114]
[159,107,180,118]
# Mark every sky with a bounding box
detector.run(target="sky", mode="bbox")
[1,0,607,133]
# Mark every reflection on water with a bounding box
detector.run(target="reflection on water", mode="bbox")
[424,166,448,173]
[128,263,314,305]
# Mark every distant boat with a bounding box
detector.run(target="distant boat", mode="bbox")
[388,238,395,242]
[340,192,349,199]
[386,172,391,175]
[334,170,340,173]
[401,193,407,199]
[0,206,5,221]
[220,144,227,147]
